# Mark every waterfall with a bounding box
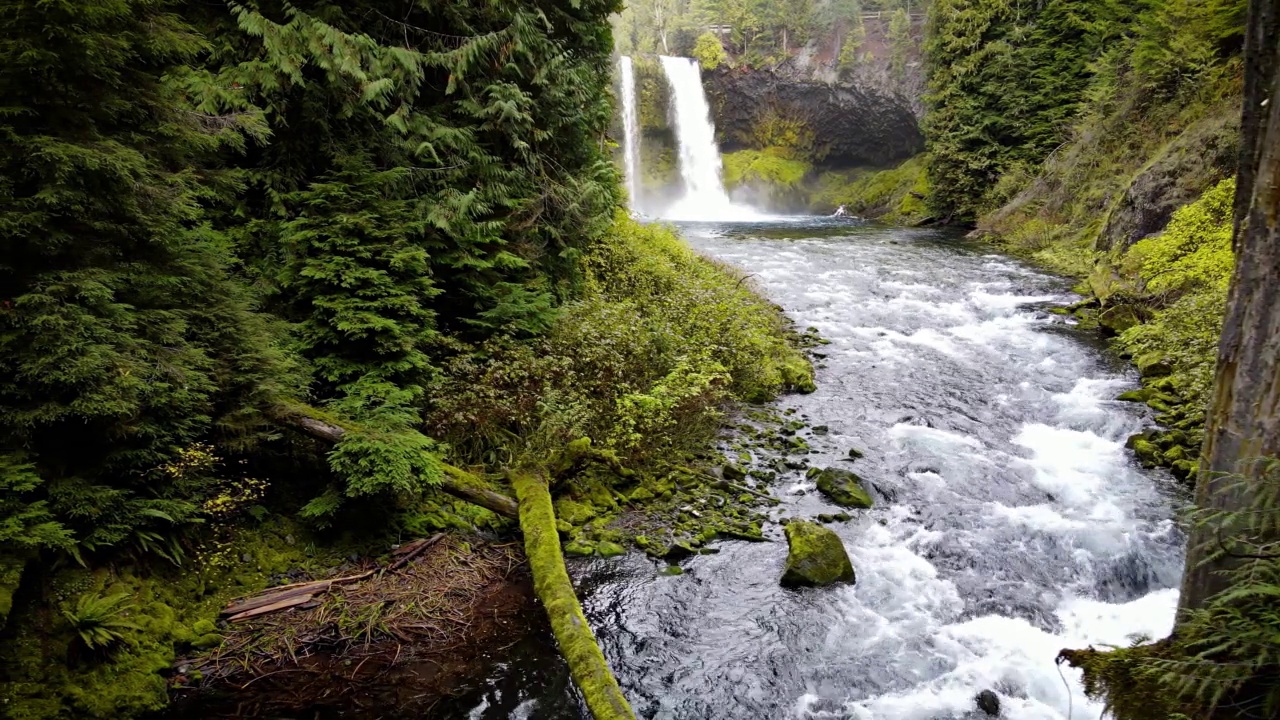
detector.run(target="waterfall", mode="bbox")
[659,56,759,221]
[619,56,643,213]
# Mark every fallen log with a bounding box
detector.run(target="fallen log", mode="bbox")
[227,594,315,622]
[222,571,375,617]
[270,405,519,519]
[386,533,444,572]
[510,472,636,720]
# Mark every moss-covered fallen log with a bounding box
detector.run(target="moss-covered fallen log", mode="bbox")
[271,406,519,519]
[510,472,637,720]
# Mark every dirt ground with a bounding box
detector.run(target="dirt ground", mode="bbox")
[164,535,547,718]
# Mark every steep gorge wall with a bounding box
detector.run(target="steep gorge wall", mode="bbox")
[704,66,923,168]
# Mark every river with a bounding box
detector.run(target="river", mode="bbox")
[446,218,1187,719]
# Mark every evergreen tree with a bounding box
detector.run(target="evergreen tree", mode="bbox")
[0,0,288,556]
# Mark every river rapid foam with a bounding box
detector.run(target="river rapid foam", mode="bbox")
[455,219,1185,720]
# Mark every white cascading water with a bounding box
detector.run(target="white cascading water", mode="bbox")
[658,55,761,221]
[619,56,643,214]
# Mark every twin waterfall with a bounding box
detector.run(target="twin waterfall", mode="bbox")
[618,55,754,221]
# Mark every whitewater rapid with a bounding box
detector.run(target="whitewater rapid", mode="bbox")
[453,219,1185,720]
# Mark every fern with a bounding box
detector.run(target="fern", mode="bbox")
[61,592,141,651]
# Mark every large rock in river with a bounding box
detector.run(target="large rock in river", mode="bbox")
[814,468,873,509]
[782,521,855,587]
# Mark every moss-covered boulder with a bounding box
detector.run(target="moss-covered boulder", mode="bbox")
[1125,432,1161,468]
[814,468,873,509]
[781,522,855,587]
[1098,305,1142,335]
[597,541,626,558]
[1135,352,1173,378]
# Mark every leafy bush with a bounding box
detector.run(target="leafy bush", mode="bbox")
[1119,179,1235,421]
[693,32,729,71]
[426,215,811,466]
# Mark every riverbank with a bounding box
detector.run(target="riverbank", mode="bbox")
[0,215,815,719]
[453,218,1184,719]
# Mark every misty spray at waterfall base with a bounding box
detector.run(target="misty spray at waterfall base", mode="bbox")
[659,56,767,221]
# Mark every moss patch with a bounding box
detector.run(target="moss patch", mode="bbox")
[814,468,874,509]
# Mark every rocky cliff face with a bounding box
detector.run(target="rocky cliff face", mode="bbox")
[703,65,924,168]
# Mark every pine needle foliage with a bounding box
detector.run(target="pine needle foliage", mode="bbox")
[1,0,623,544]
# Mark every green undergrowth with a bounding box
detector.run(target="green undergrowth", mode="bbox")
[809,156,931,222]
[1,214,815,717]
[0,516,357,719]
[426,214,815,556]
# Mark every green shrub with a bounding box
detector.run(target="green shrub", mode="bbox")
[425,214,810,466]
[1119,179,1235,422]
[62,592,140,652]
[692,32,728,71]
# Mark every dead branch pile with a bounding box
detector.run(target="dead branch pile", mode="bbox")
[190,534,524,685]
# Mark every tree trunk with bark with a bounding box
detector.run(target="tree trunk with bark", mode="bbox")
[1177,0,1280,615]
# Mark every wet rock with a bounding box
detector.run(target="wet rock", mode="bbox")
[704,66,923,168]
[814,468,874,509]
[554,498,596,525]
[563,541,595,557]
[722,463,748,481]
[597,541,626,558]
[1171,459,1198,481]
[1096,110,1239,252]
[847,448,865,460]
[781,521,855,587]
[658,566,684,576]
[1116,388,1151,402]
[1126,432,1161,468]
[976,689,1000,716]
[1135,351,1173,378]
[1098,305,1142,335]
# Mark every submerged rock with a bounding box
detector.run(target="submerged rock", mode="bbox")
[814,468,874,509]
[781,521,855,587]
[596,541,626,558]
[975,689,1000,716]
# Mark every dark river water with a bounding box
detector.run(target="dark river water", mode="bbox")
[445,218,1186,720]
